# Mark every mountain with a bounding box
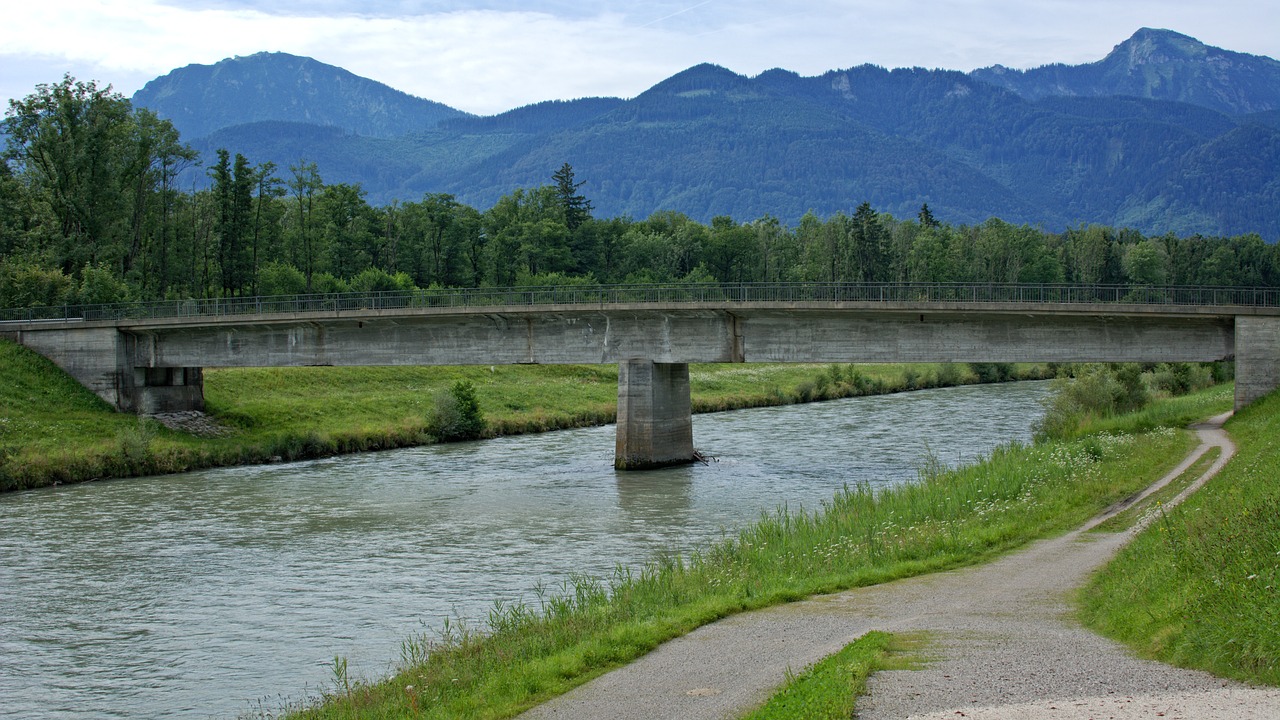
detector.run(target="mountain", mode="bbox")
[132,30,1280,239]
[132,52,469,139]
[971,28,1280,115]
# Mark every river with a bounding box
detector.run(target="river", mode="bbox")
[0,381,1050,719]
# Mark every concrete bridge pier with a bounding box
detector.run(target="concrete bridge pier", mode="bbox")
[615,359,697,470]
[131,366,205,414]
[1234,315,1280,410]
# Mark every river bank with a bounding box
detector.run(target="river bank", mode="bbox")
[282,385,1235,720]
[2,374,1060,719]
[0,338,1049,491]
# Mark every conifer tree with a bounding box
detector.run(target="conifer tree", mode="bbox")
[551,162,592,231]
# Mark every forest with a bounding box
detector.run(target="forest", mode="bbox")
[3,77,1279,310]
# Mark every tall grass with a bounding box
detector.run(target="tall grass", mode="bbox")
[1080,389,1280,686]
[277,393,1212,720]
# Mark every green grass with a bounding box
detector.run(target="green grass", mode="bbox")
[1089,447,1222,534]
[738,632,924,720]
[276,395,1206,720]
[0,339,1047,491]
[1080,389,1280,686]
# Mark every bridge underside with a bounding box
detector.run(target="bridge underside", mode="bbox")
[12,308,1276,470]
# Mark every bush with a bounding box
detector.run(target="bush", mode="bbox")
[936,363,961,387]
[257,262,308,296]
[348,267,415,293]
[1034,363,1151,441]
[0,256,73,308]
[431,381,485,441]
[75,263,131,305]
[969,362,1014,383]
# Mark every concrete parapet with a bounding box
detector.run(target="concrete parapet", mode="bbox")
[615,360,696,470]
[1234,316,1280,409]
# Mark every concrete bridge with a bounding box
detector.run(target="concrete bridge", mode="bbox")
[3,283,1279,469]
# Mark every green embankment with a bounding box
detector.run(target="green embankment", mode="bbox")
[0,338,1047,491]
[279,386,1231,720]
[1080,390,1280,686]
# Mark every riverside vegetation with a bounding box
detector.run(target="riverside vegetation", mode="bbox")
[269,371,1234,720]
[1081,389,1280,686]
[0,337,1048,491]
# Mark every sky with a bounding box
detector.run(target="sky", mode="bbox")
[3,0,1278,116]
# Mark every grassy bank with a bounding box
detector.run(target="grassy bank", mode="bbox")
[1080,389,1280,686]
[0,337,1048,491]
[276,386,1231,720]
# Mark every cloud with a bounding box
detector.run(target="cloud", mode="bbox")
[2,0,1278,115]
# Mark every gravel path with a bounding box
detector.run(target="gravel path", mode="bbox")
[520,413,1280,719]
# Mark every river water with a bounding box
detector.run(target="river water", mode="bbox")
[0,381,1049,719]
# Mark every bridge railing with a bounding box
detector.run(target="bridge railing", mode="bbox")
[2,282,1279,323]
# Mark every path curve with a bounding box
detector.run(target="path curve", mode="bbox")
[520,413,1280,719]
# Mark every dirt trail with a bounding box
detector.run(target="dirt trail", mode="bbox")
[520,413,1280,719]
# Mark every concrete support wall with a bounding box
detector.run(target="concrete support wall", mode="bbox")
[1234,315,1280,409]
[615,360,696,470]
[17,327,133,410]
[15,327,204,414]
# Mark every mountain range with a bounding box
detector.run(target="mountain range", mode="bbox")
[131,28,1280,239]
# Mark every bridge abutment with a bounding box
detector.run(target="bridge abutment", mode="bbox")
[1234,315,1280,410]
[16,327,204,414]
[615,359,697,470]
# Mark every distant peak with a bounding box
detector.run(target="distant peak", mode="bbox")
[1109,28,1210,65]
[645,63,751,96]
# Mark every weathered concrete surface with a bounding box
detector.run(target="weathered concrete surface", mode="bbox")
[615,360,696,469]
[41,308,1235,371]
[1234,315,1280,409]
[13,327,204,414]
[15,326,135,410]
[738,311,1233,364]
[6,304,1276,454]
[126,310,742,369]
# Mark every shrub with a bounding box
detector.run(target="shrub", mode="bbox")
[969,362,1014,383]
[431,381,485,441]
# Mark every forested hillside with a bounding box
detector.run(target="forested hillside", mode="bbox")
[2,76,1277,312]
[132,52,470,139]
[122,28,1280,239]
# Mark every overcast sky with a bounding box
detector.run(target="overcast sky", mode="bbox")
[3,1,1278,116]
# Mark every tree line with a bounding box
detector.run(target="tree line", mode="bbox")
[3,76,1279,309]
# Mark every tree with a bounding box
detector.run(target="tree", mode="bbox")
[287,160,323,290]
[551,163,592,231]
[1123,239,1169,285]
[319,182,376,280]
[421,193,460,286]
[139,110,197,297]
[249,161,286,295]
[917,203,939,228]
[849,202,889,282]
[4,76,137,273]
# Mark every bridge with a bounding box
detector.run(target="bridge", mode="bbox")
[3,282,1279,469]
